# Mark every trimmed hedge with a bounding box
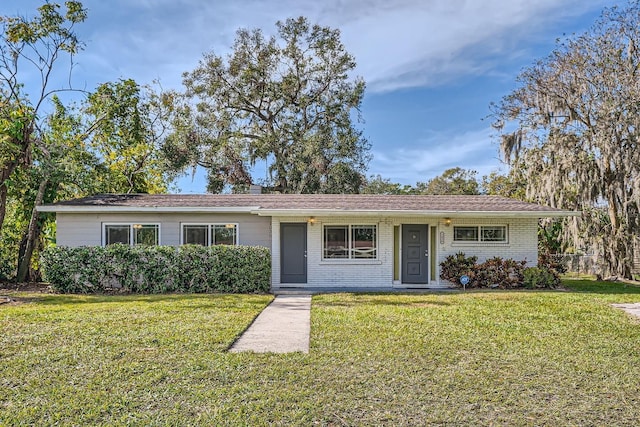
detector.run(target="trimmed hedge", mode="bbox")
[41,244,271,294]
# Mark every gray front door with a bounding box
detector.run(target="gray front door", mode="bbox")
[280,223,307,283]
[402,224,429,284]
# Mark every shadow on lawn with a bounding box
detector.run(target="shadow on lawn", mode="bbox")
[4,292,271,307]
[315,294,452,308]
[563,279,640,295]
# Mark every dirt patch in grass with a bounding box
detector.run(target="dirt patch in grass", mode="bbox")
[0,283,53,306]
[0,282,53,293]
[0,295,34,306]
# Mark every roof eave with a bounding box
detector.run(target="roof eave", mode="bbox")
[36,206,259,213]
[37,205,580,218]
[253,209,580,218]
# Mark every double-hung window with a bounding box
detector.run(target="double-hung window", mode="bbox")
[182,224,238,246]
[103,224,159,246]
[453,225,507,243]
[323,224,377,259]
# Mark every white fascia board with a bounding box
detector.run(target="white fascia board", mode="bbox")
[442,210,580,218]
[253,209,580,218]
[36,206,259,214]
[38,205,580,218]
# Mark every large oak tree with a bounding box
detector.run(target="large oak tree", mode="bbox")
[164,17,370,193]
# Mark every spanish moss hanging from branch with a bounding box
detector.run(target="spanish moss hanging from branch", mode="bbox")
[491,1,640,278]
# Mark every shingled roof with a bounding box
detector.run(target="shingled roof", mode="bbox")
[38,193,577,217]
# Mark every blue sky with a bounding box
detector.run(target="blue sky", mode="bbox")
[4,0,617,192]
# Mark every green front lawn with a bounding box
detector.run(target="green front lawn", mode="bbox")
[2,282,640,425]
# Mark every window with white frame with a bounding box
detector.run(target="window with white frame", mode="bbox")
[103,224,159,246]
[182,224,238,246]
[323,224,377,259]
[453,225,507,243]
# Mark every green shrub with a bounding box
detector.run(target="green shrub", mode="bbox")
[41,244,271,294]
[440,252,529,288]
[538,252,567,274]
[523,266,560,289]
[440,252,477,286]
[472,257,527,289]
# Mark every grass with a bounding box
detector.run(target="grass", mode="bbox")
[2,281,640,425]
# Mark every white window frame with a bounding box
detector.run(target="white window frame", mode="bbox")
[102,223,161,246]
[322,224,378,260]
[180,223,239,246]
[452,225,508,244]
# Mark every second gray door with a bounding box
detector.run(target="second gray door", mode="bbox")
[402,224,428,284]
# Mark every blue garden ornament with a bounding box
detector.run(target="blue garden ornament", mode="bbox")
[460,274,470,291]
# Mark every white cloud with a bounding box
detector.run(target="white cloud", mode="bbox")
[334,0,610,92]
[39,0,610,93]
[369,126,506,184]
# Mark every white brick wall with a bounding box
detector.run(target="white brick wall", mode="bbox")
[56,213,272,248]
[437,217,538,266]
[272,215,539,289]
[271,215,395,289]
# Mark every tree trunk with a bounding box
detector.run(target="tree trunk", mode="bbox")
[0,163,19,235]
[0,132,31,234]
[0,180,8,236]
[16,178,48,283]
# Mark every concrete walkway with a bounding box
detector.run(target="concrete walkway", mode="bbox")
[229,295,311,353]
[612,303,640,318]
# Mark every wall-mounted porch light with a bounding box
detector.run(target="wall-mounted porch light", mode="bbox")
[307,217,316,225]
[444,218,452,227]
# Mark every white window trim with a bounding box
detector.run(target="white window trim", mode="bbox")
[180,223,239,246]
[322,223,378,261]
[452,224,509,244]
[319,259,383,266]
[102,223,161,246]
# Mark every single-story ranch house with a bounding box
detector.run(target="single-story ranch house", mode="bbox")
[38,193,577,291]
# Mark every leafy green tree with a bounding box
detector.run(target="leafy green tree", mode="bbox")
[492,2,640,278]
[481,169,526,199]
[416,167,480,195]
[9,80,172,282]
[0,3,172,281]
[14,97,100,282]
[84,79,171,194]
[164,16,370,193]
[0,1,87,235]
[12,79,173,282]
[362,175,416,195]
